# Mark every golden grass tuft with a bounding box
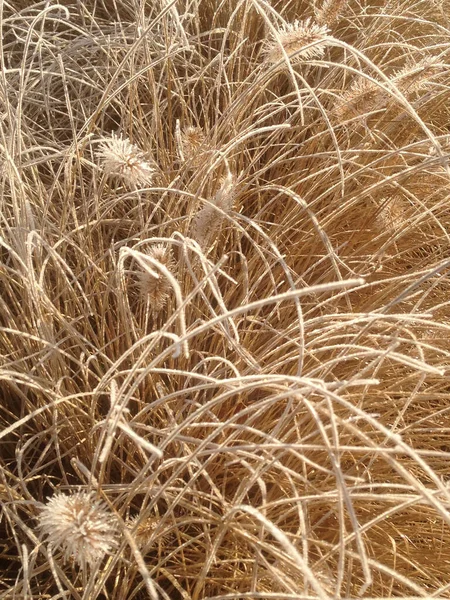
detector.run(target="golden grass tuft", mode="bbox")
[1,1,450,599]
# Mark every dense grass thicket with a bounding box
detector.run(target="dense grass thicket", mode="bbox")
[1,0,450,598]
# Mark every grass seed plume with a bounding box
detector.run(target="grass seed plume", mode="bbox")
[38,492,118,570]
[97,133,156,187]
[265,18,330,64]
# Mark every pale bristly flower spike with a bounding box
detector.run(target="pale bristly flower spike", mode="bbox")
[333,78,387,122]
[315,0,349,26]
[393,56,441,96]
[176,121,207,168]
[97,133,156,187]
[138,244,176,313]
[38,491,118,570]
[192,171,236,248]
[126,514,169,549]
[334,57,441,123]
[265,18,330,64]
[375,196,408,233]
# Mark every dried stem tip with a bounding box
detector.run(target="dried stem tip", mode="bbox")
[38,491,118,569]
[97,133,156,187]
[266,18,330,63]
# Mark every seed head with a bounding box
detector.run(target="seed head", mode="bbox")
[393,57,441,96]
[138,244,175,313]
[97,133,156,187]
[127,515,169,549]
[265,18,330,64]
[192,172,236,248]
[38,491,118,570]
[334,78,387,122]
[375,197,408,232]
[315,0,349,26]
[177,125,207,168]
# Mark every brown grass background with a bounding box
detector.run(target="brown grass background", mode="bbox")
[1,0,450,598]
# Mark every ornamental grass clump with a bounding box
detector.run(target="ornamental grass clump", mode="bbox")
[1,0,450,599]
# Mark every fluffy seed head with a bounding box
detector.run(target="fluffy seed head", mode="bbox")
[38,491,118,569]
[97,133,156,187]
[334,78,387,122]
[192,173,236,248]
[127,515,169,549]
[335,58,440,124]
[265,18,330,64]
[315,0,349,26]
[375,197,408,232]
[177,125,207,168]
[138,244,175,312]
[393,57,441,96]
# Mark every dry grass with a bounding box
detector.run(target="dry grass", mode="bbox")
[1,0,450,598]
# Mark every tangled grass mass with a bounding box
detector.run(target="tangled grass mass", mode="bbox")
[2,0,450,598]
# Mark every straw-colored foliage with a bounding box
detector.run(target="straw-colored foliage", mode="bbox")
[1,1,450,599]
